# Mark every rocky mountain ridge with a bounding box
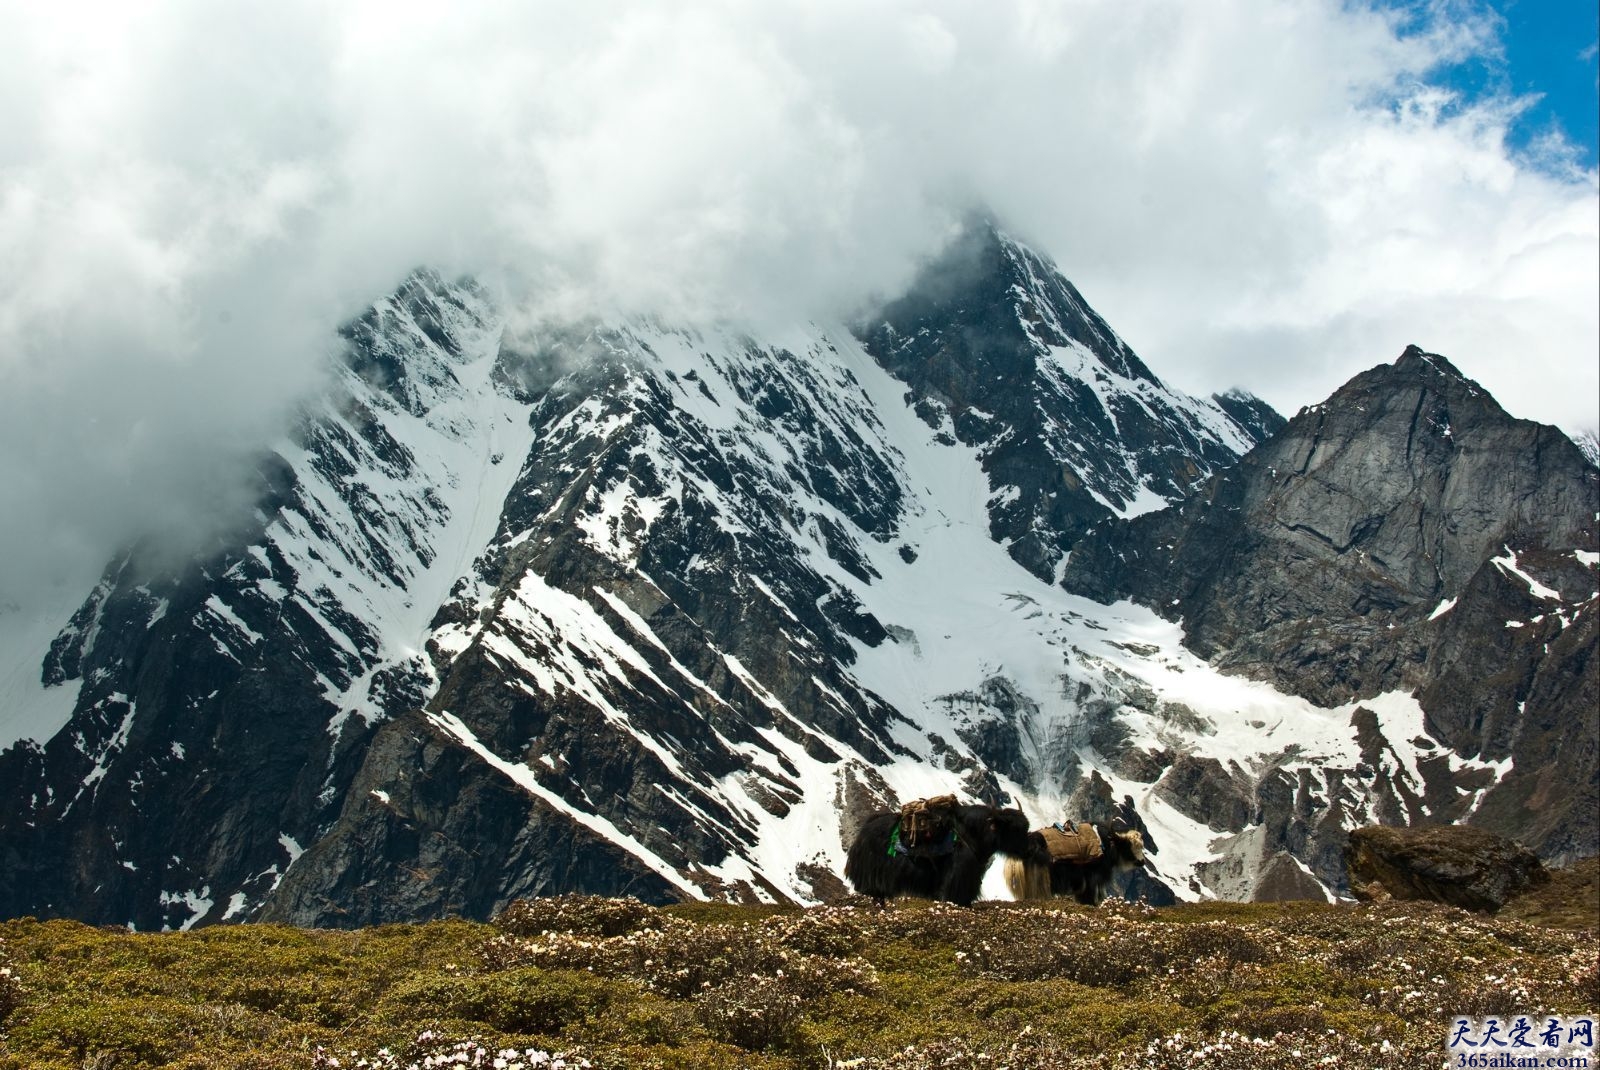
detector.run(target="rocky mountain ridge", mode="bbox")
[0,226,1592,929]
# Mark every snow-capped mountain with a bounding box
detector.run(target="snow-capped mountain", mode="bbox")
[0,224,1592,929]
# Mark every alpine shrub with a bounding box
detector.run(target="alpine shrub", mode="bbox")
[0,937,19,1027]
[492,896,663,939]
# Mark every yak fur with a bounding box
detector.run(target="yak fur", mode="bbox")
[844,804,1047,906]
[1003,823,1147,906]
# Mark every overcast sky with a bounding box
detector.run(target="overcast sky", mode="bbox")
[1,0,1596,622]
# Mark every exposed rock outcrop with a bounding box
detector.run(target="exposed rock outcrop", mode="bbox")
[1345,824,1549,913]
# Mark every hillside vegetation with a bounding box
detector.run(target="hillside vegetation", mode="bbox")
[0,886,1594,1070]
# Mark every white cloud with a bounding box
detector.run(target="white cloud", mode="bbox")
[0,0,1595,614]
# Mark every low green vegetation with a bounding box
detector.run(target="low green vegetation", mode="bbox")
[0,891,1593,1069]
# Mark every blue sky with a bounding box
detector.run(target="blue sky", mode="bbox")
[1496,0,1599,169]
[1394,0,1600,170]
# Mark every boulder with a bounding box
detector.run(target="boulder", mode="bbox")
[1344,824,1549,912]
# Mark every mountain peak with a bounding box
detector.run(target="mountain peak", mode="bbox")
[1293,344,1504,431]
[859,218,1264,578]
[1383,346,1510,414]
[1210,388,1287,445]
[1394,344,1470,382]
[1062,342,1599,869]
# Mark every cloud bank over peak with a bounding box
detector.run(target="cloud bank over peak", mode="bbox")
[1,0,1595,611]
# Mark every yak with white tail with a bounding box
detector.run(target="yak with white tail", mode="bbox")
[845,796,1048,907]
[1003,819,1147,905]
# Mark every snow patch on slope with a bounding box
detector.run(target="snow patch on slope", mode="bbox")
[1493,547,1562,601]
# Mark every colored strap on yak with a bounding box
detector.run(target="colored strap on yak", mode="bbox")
[887,822,902,858]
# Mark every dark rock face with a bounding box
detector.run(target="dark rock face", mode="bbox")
[1152,754,1253,834]
[257,710,685,926]
[1254,853,1333,902]
[861,222,1275,581]
[1415,551,1599,862]
[1345,824,1549,912]
[1063,346,1600,862]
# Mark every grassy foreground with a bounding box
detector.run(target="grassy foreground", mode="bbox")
[0,883,1594,1070]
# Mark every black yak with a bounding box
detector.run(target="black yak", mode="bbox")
[844,802,1048,906]
[1003,820,1147,906]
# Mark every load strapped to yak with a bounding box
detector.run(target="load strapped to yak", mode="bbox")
[1001,817,1146,905]
[1040,821,1104,864]
[887,794,960,857]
